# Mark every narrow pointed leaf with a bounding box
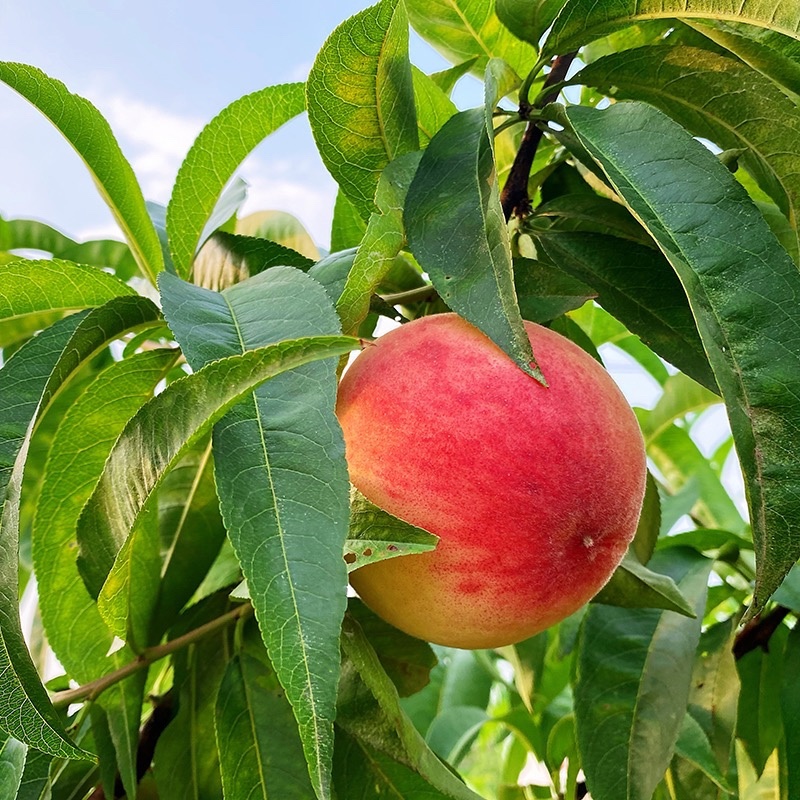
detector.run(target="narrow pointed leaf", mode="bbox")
[216,623,316,800]
[574,548,711,800]
[574,44,800,257]
[673,714,733,792]
[406,108,542,381]
[192,230,313,291]
[167,82,305,277]
[16,746,51,800]
[534,231,717,391]
[159,267,352,800]
[307,0,418,221]
[641,373,721,444]
[0,258,134,348]
[339,614,484,799]
[0,313,92,760]
[33,349,175,680]
[76,328,358,598]
[564,100,800,611]
[543,0,800,59]
[337,152,421,335]
[0,735,27,798]
[781,622,800,799]
[406,0,536,79]
[346,488,438,573]
[593,550,697,616]
[412,66,458,146]
[0,62,163,282]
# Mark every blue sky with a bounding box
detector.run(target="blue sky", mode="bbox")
[0,0,467,247]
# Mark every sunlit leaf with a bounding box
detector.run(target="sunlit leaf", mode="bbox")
[0,62,163,282]
[307,0,418,221]
[167,82,305,277]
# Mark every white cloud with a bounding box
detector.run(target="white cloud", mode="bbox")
[81,90,337,249]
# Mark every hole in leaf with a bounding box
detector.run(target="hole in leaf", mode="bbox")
[363,548,373,556]
[344,552,356,564]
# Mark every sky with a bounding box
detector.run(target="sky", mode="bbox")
[0,0,465,246]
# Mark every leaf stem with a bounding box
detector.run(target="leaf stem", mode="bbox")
[380,284,438,305]
[501,52,578,222]
[50,603,253,709]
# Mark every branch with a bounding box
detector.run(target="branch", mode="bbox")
[500,52,578,222]
[51,603,252,709]
[733,605,791,660]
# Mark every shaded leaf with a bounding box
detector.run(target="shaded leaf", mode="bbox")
[781,622,800,799]
[160,268,352,800]
[405,108,542,381]
[673,713,733,792]
[307,0,418,221]
[534,231,717,391]
[167,82,305,276]
[216,621,315,800]
[0,735,27,798]
[330,191,367,253]
[593,549,697,616]
[308,248,358,305]
[574,547,711,800]
[496,0,565,47]
[513,258,596,324]
[574,44,800,256]
[564,100,800,611]
[0,62,162,282]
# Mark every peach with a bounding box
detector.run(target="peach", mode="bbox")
[337,313,646,649]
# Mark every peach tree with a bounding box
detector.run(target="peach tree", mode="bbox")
[1,1,800,798]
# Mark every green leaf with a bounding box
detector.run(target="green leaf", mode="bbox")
[167,82,305,277]
[496,0,565,47]
[406,0,536,79]
[192,230,314,291]
[429,57,479,96]
[737,623,788,776]
[216,621,315,800]
[0,314,93,760]
[236,210,320,261]
[153,598,228,800]
[0,258,134,348]
[412,66,458,146]
[346,488,439,573]
[101,673,147,800]
[307,0,418,221]
[686,19,800,99]
[772,564,800,612]
[640,373,721,445]
[159,267,352,800]
[686,619,739,780]
[16,746,51,800]
[781,622,800,799]
[0,62,163,282]
[336,151,421,335]
[33,349,174,680]
[308,249,357,305]
[631,472,661,565]
[564,100,800,611]
[593,549,697,616]
[542,0,800,59]
[534,231,717,391]
[346,599,438,698]
[673,713,733,792]
[574,44,800,257]
[338,614,484,799]
[0,735,27,798]
[646,422,747,534]
[574,547,711,800]
[425,705,489,764]
[513,258,596,324]
[76,325,358,597]
[405,108,543,382]
[154,440,226,629]
[330,192,367,253]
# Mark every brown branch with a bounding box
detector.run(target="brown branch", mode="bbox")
[88,692,175,799]
[51,603,252,708]
[500,52,578,222]
[733,605,791,660]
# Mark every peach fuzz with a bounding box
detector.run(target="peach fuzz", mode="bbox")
[337,313,647,649]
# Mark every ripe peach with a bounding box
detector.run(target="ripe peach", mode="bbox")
[337,313,647,649]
